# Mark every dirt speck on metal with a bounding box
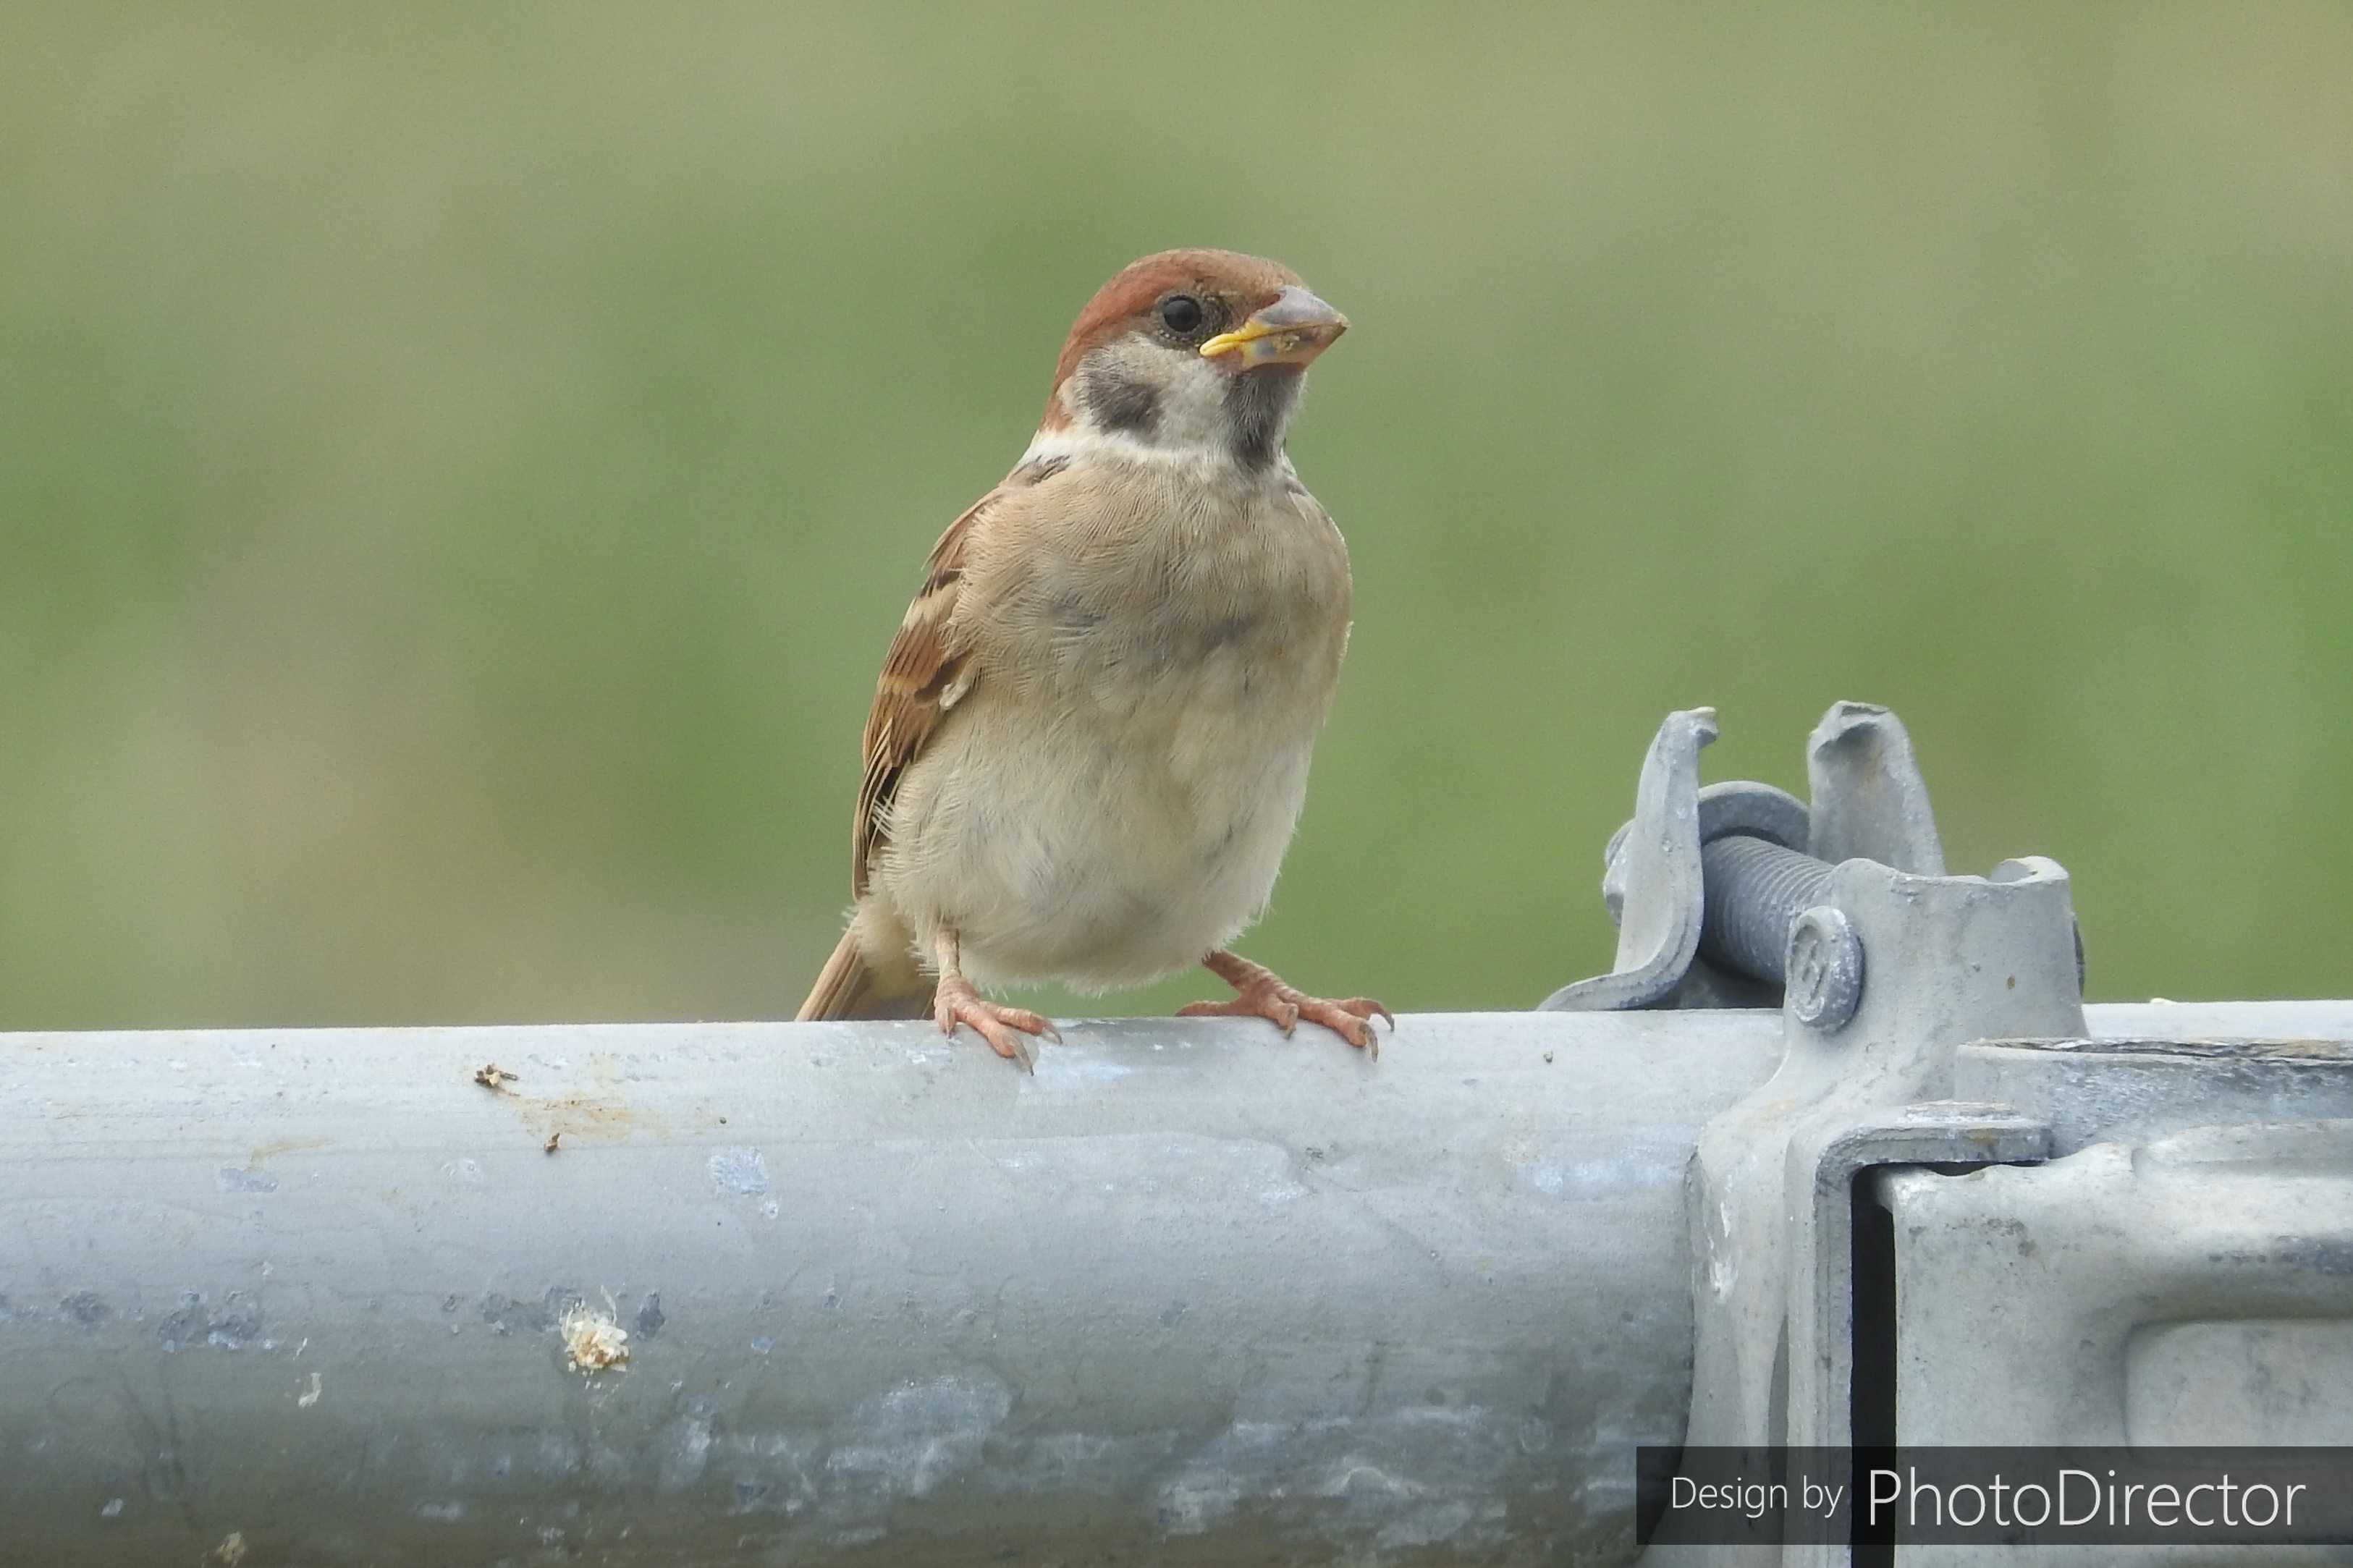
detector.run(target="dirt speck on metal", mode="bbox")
[560,1306,630,1373]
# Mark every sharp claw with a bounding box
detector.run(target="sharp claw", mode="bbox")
[1319,1009,1370,1052]
[980,1022,1034,1070]
[933,980,1053,1069]
[1175,978,1390,1054]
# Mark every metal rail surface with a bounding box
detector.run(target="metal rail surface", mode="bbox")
[5,1002,2340,1566]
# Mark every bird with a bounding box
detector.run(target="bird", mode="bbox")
[795,248,1389,1069]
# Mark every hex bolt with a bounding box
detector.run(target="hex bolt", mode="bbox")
[1696,835,1838,983]
[1784,907,1864,1030]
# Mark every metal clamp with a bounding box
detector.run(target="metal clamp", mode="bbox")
[1577,704,2090,1567]
[1548,702,1989,1015]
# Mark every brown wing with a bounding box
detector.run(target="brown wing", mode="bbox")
[850,492,995,897]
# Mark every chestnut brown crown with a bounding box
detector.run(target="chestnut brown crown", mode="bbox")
[1050,250,1309,390]
[1036,250,1348,467]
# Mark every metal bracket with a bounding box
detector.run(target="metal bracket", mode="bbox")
[1545,702,1950,1014]
[1873,1120,2353,1449]
[1588,704,2353,1567]
[1868,1120,2353,1566]
[1587,704,2086,1568]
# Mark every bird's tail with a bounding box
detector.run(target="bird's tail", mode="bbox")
[796,904,931,1022]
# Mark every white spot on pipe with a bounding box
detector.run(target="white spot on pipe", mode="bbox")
[559,1306,630,1373]
[656,1415,713,1492]
[825,1374,1014,1501]
[707,1146,769,1196]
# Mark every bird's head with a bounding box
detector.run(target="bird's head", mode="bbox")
[1031,249,1348,472]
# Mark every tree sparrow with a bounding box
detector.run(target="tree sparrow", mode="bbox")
[796,249,1389,1068]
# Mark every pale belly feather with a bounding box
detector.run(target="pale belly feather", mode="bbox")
[874,472,1349,992]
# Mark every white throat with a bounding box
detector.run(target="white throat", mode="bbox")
[1018,338,1302,481]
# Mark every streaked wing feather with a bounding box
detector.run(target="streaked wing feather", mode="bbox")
[851,491,995,897]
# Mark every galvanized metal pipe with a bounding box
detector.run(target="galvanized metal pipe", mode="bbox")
[0,1011,1784,1567]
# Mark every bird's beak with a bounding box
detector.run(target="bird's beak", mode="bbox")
[1199,285,1349,368]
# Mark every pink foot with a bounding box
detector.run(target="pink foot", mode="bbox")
[934,976,1057,1071]
[1180,960,1393,1056]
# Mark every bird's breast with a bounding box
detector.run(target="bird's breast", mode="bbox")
[882,465,1353,987]
[992,467,1353,732]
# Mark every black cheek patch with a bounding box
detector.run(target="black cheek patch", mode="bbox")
[1080,368,1162,436]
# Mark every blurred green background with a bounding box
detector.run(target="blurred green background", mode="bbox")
[3,4,2347,1030]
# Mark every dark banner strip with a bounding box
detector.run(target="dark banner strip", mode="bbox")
[1639,1448,2353,1547]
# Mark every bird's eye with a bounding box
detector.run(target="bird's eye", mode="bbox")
[1159,294,1204,335]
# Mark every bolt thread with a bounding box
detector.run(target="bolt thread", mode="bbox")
[1698,835,1835,983]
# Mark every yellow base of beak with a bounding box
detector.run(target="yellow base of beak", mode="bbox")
[1199,284,1349,368]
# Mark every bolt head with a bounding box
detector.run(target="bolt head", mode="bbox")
[1786,905,1864,1030]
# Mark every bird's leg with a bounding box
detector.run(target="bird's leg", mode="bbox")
[932,928,1057,1071]
[1178,950,1394,1056]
